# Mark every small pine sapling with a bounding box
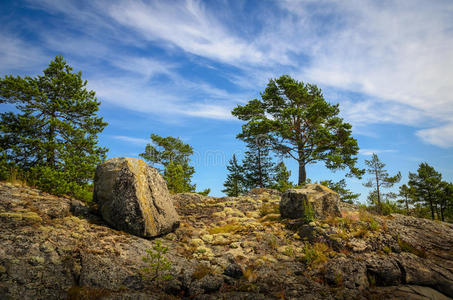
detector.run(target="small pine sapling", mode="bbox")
[141,239,173,282]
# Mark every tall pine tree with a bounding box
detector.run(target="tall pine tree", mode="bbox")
[408,163,442,220]
[222,154,247,196]
[397,184,413,214]
[140,134,195,193]
[242,136,275,189]
[363,153,401,210]
[0,56,107,200]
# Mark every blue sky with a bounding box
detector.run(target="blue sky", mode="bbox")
[1,0,453,201]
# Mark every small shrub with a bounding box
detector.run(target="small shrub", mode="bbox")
[284,246,295,258]
[334,271,343,287]
[359,209,380,231]
[141,239,173,282]
[301,242,330,268]
[197,188,211,196]
[303,201,314,223]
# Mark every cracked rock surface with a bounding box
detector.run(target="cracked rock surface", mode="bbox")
[0,183,452,299]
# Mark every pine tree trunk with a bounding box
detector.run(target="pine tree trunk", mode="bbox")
[298,163,306,185]
[257,147,263,188]
[375,171,381,206]
[429,198,435,220]
[298,144,306,185]
[47,117,56,167]
[405,196,409,215]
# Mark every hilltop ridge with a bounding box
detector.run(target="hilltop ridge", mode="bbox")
[0,182,452,299]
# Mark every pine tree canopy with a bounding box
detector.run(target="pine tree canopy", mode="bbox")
[140,134,195,193]
[0,56,108,201]
[232,75,363,185]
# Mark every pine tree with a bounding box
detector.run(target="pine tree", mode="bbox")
[397,184,413,214]
[140,134,195,193]
[242,136,275,189]
[164,161,186,194]
[408,163,442,220]
[437,181,452,222]
[272,161,293,192]
[232,75,364,185]
[0,56,107,200]
[363,153,401,210]
[222,154,246,196]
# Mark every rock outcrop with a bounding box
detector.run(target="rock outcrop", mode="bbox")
[280,184,341,220]
[93,157,179,238]
[1,182,453,299]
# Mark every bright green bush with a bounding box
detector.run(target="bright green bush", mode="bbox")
[141,239,173,282]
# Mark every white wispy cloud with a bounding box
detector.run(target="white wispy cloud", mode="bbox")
[416,123,453,148]
[4,0,453,147]
[0,32,46,74]
[281,0,453,146]
[359,149,397,156]
[112,135,149,145]
[107,0,265,65]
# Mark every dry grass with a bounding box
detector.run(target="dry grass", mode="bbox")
[192,264,215,280]
[259,203,280,217]
[301,242,331,268]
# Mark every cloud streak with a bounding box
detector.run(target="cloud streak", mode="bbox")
[3,0,453,146]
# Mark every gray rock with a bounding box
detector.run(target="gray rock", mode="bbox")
[224,263,243,279]
[371,285,451,300]
[280,184,341,220]
[94,157,180,238]
[323,257,368,290]
[365,255,402,286]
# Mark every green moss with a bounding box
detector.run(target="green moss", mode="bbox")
[259,203,280,217]
[397,237,427,258]
[208,222,244,234]
[0,211,42,223]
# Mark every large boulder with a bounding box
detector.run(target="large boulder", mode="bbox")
[93,157,180,238]
[280,184,341,220]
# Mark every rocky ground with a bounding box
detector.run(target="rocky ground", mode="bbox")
[0,182,452,299]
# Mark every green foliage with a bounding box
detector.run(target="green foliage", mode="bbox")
[197,188,211,196]
[222,154,247,196]
[140,134,195,193]
[363,153,401,210]
[301,242,330,268]
[0,56,107,201]
[397,184,414,214]
[271,161,293,192]
[320,179,360,203]
[242,136,275,189]
[141,239,173,282]
[232,75,363,185]
[303,200,315,223]
[408,163,442,220]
